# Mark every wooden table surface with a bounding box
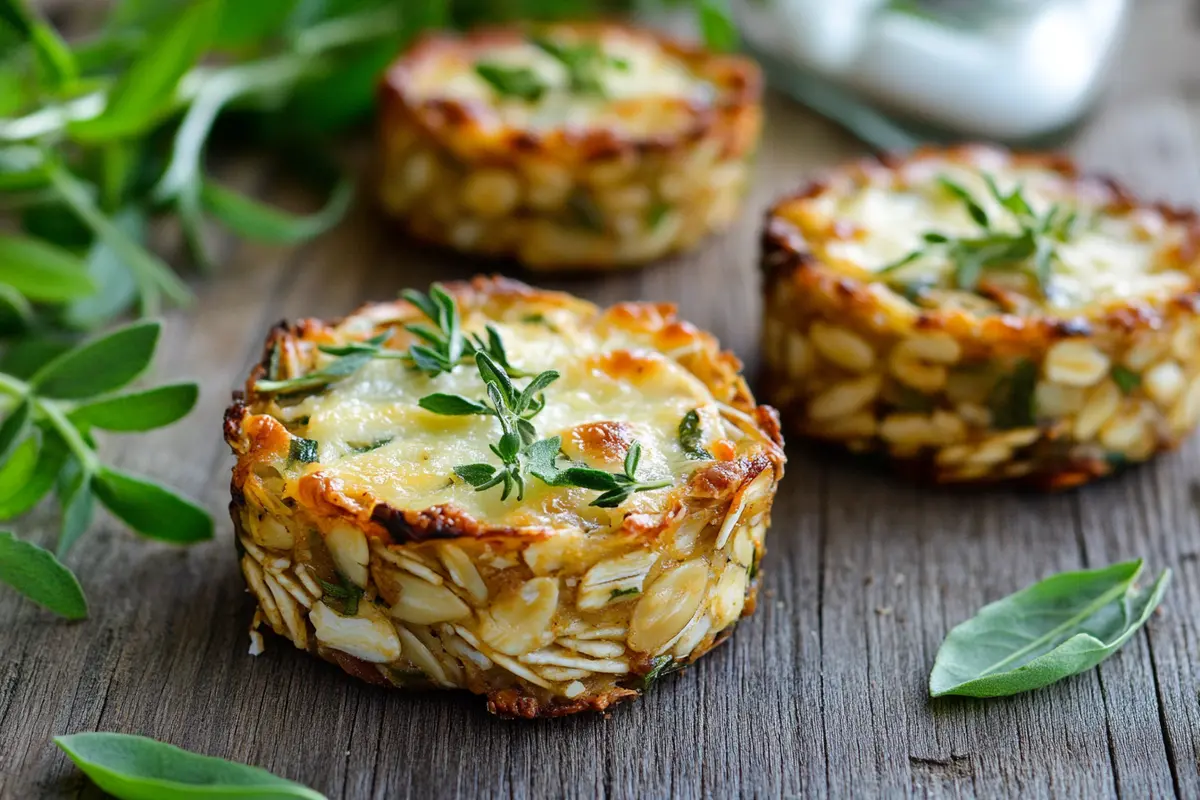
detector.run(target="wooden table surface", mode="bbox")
[5,3,1200,798]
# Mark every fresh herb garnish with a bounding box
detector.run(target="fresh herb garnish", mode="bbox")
[474,63,546,101]
[611,587,640,599]
[318,574,364,616]
[420,352,559,501]
[881,174,1080,297]
[678,409,713,459]
[531,35,623,96]
[537,440,674,508]
[421,353,670,506]
[403,285,528,378]
[930,559,1170,698]
[254,332,391,395]
[288,437,320,464]
[55,732,325,800]
[1112,366,1141,394]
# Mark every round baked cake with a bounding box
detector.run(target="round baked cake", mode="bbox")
[761,146,1200,488]
[377,22,762,269]
[224,277,784,716]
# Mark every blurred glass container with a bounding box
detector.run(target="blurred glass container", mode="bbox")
[732,0,1130,148]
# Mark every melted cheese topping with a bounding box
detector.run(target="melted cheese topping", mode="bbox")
[810,163,1191,310]
[408,31,711,136]
[277,309,725,531]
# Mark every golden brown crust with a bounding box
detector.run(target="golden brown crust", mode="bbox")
[227,275,785,716]
[381,22,762,162]
[761,145,1200,488]
[376,24,763,269]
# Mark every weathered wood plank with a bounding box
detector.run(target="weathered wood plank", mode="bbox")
[3,4,1200,798]
[1072,96,1200,800]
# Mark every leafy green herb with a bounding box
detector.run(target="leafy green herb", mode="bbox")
[0,530,87,619]
[638,654,685,691]
[646,200,671,231]
[881,174,1080,298]
[288,437,320,464]
[421,352,669,506]
[747,549,759,581]
[610,587,640,599]
[402,285,528,378]
[988,359,1038,430]
[348,437,392,454]
[0,321,207,616]
[531,35,624,96]
[1112,366,1141,394]
[475,63,547,101]
[678,409,712,460]
[254,332,390,395]
[318,574,363,616]
[930,559,1170,698]
[55,732,326,800]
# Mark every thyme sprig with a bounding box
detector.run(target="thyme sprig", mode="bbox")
[420,352,671,507]
[402,285,528,378]
[880,175,1080,297]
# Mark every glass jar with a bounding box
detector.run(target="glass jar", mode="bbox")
[732,0,1130,148]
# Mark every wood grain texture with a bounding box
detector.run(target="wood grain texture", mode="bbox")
[3,4,1200,799]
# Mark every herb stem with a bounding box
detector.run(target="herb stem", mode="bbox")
[36,398,99,471]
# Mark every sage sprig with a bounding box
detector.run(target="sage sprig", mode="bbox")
[0,320,208,618]
[55,732,326,800]
[929,559,1170,698]
[881,174,1080,297]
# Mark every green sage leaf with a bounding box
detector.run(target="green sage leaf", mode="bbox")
[929,559,1170,698]
[56,464,94,558]
[0,234,96,302]
[697,0,738,52]
[0,432,39,502]
[0,397,32,464]
[200,178,353,244]
[0,530,87,619]
[70,0,224,141]
[68,383,199,432]
[0,283,33,334]
[0,431,66,519]
[54,732,326,800]
[93,466,213,544]
[31,320,160,399]
[61,209,143,330]
[288,436,319,464]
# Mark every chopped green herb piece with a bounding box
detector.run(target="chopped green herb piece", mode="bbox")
[531,35,612,95]
[348,437,392,454]
[988,359,1038,429]
[678,409,712,460]
[1111,366,1140,394]
[474,62,546,101]
[647,200,671,230]
[288,437,319,464]
[317,573,363,616]
[567,191,606,233]
[610,587,640,599]
[638,654,685,691]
